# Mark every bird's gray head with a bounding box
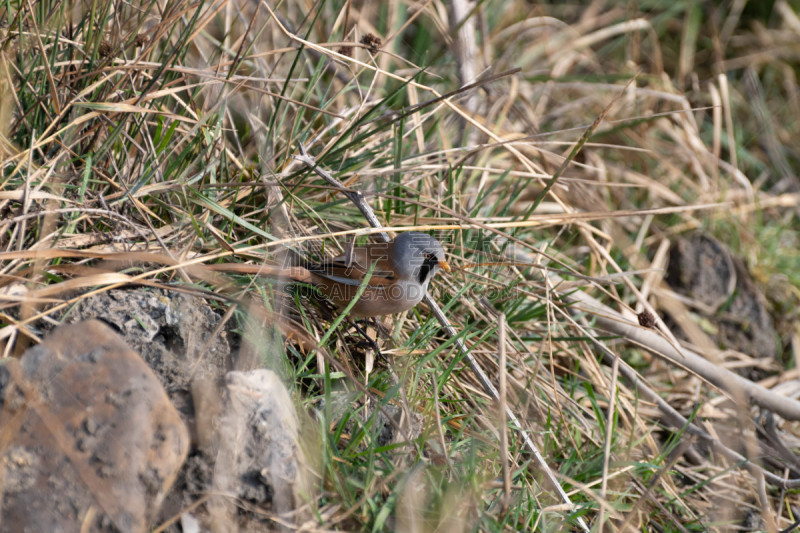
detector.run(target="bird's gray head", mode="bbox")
[390,232,449,284]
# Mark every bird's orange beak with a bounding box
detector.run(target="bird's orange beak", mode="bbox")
[439,260,451,272]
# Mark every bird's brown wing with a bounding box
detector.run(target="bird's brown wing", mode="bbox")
[307,242,396,287]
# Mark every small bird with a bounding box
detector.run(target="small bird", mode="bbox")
[303,232,450,317]
[206,232,450,318]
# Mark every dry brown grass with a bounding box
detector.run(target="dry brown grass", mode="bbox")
[2,0,800,530]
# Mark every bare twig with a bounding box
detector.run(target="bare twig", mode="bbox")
[598,316,621,533]
[498,313,510,512]
[449,0,481,148]
[555,282,800,489]
[562,282,800,422]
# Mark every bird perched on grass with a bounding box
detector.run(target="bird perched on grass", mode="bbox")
[207,232,450,318]
[302,232,450,317]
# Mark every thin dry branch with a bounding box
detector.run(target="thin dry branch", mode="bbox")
[565,284,800,421]
[556,273,800,489]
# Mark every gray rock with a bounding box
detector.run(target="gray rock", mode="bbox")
[0,319,190,532]
[206,369,305,532]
